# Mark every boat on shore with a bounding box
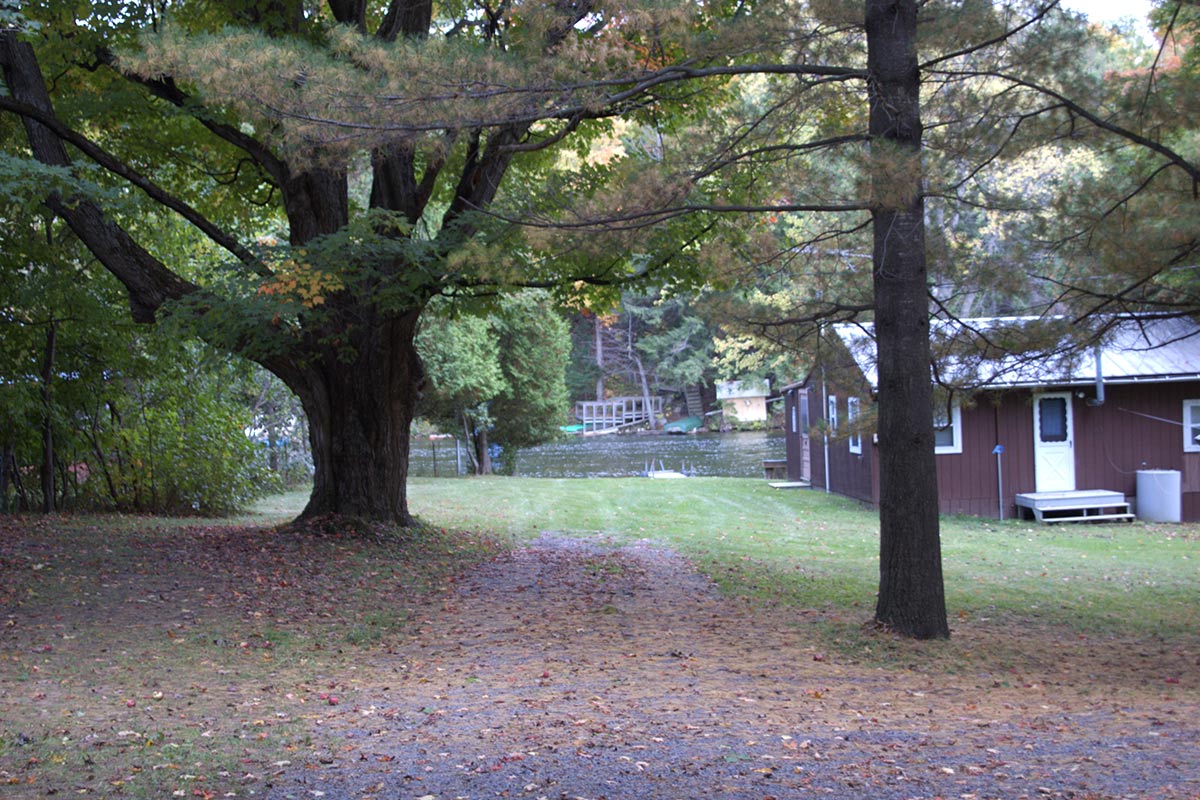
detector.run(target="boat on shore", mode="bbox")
[663,416,703,434]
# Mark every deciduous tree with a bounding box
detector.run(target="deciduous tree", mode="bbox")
[0,1,720,522]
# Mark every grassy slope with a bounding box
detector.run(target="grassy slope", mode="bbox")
[409,476,1199,637]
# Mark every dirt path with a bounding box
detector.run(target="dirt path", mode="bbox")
[267,533,1200,800]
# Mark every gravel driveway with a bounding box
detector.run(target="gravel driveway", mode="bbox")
[265,532,1200,800]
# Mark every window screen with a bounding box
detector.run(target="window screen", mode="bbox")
[1038,397,1068,443]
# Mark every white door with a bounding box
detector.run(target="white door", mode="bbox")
[1033,392,1075,492]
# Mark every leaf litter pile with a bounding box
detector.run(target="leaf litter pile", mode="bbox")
[1,516,1197,799]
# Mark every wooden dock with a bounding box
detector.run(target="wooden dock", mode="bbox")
[575,396,663,433]
[762,459,788,480]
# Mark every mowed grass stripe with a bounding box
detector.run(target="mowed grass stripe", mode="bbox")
[409,476,1199,637]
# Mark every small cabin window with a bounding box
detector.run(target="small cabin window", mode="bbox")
[1185,400,1200,453]
[847,397,862,454]
[827,395,838,434]
[933,402,963,455]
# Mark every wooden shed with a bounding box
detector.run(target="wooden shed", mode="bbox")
[783,316,1200,521]
[716,379,771,425]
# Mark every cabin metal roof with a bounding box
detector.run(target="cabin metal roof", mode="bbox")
[835,315,1200,390]
[715,379,771,400]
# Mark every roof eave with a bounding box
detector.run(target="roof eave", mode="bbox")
[971,374,1200,390]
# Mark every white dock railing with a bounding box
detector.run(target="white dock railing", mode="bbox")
[574,396,663,433]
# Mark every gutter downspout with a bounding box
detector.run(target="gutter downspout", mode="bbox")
[1088,345,1105,407]
[821,368,831,495]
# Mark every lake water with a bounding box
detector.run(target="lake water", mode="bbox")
[409,431,785,478]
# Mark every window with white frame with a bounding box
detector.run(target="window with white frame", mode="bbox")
[933,401,963,455]
[827,395,838,434]
[847,397,862,454]
[1185,400,1200,453]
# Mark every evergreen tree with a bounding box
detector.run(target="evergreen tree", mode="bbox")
[418,292,570,474]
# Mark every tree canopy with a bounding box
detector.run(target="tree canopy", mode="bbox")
[0,0,732,523]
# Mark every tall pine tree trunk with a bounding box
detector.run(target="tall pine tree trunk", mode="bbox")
[866,0,949,639]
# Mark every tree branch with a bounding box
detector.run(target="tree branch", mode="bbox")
[505,200,870,234]
[0,32,200,322]
[0,94,266,275]
[100,51,292,187]
[918,2,1059,70]
[936,67,1200,187]
[260,62,866,140]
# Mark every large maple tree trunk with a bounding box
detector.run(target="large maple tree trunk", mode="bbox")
[283,310,425,525]
[866,0,950,639]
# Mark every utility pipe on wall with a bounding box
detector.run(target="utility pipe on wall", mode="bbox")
[1089,345,1105,407]
[993,444,1005,520]
[821,370,831,494]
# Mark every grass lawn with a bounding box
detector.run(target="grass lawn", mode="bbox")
[409,476,1199,639]
[1,477,1195,797]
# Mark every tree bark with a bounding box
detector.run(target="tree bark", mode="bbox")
[632,353,659,431]
[457,410,492,476]
[866,0,949,639]
[40,322,57,514]
[1,439,13,513]
[473,425,493,476]
[10,450,30,512]
[85,408,121,508]
[594,315,606,401]
[282,310,424,524]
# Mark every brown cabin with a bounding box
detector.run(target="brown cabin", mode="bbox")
[782,316,1200,522]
